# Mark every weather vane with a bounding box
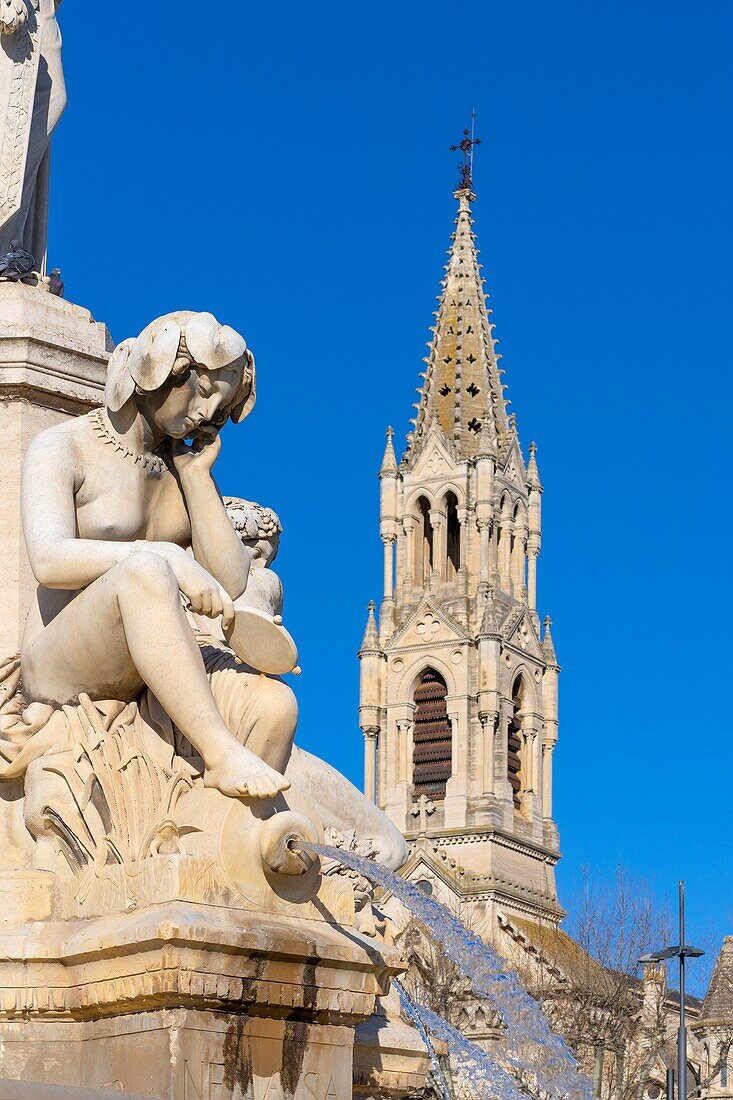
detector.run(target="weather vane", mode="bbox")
[450,109,481,191]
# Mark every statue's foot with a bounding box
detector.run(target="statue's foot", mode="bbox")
[204,744,290,800]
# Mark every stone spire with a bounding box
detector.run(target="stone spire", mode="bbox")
[358,601,381,655]
[477,588,502,639]
[475,412,497,459]
[542,617,558,666]
[406,187,508,463]
[527,441,542,490]
[379,426,398,478]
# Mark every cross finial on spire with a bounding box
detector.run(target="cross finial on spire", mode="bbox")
[450,109,481,191]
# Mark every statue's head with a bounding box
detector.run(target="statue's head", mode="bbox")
[224,497,282,567]
[105,311,255,440]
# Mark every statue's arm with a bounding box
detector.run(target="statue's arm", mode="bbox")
[173,439,250,601]
[21,431,133,589]
[20,430,198,593]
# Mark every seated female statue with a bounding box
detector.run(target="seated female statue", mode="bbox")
[21,311,294,801]
[19,311,407,871]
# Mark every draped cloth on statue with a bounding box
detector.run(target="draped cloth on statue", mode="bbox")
[0,0,66,265]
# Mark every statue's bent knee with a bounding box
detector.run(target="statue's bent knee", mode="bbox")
[267,679,298,734]
[114,551,176,595]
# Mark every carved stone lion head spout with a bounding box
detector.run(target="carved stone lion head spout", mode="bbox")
[105,311,256,441]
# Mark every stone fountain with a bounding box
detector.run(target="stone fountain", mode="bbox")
[0,9,430,1099]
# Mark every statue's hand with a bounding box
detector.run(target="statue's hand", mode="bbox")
[0,0,28,35]
[171,433,221,482]
[166,547,234,629]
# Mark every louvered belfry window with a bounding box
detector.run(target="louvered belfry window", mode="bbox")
[507,681,523,809]
[412,669,452,800]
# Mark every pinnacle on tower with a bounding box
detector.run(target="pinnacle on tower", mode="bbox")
[379,426,398,478]
[527,441,542,490]
[542,616,558,665]
[358,600,381,654]
[476,410,498,458]
[477,589,502,639]
[405,185,510,463]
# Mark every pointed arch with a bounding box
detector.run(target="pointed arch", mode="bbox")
[405,488,435,517]
[412,667,452,800]
[399,650,458,701]
[510,666,537,712]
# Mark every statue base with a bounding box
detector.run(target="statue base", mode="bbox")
[0,899,416,1099]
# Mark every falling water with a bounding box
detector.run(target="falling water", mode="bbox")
[395,979,529,1100]
[395,980,452,1100]
[311,843,593,1100]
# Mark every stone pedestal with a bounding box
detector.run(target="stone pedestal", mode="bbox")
[0,901,398,1099]
[0,283,112,657]
[355,990,441,1099]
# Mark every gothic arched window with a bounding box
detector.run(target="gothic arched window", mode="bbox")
[412,668,452,800]
[507,678,524,810]
[445,492,460,580]
[417,496,433,583]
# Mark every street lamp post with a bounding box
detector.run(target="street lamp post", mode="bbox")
[639,882,704,1100]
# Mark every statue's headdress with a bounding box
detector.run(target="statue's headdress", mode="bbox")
[105,311,256,424]
[224,497,282,542]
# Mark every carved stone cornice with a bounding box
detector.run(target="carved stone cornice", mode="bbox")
[0,901,400,1024]
[410,826,560,865]
[0,284,111,414]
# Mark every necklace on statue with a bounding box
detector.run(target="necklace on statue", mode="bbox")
[89,408,168,476]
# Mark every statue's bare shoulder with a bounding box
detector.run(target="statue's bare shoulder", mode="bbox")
[23,412,90,487]
[24,411,83,463]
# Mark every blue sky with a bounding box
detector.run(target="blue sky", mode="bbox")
[51,1,732,990]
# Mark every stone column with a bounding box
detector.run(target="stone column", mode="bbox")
[489,521,500,588]
[443,698,469,829]
[396,718,412,785]
[499,499,513,593]
[528,458,542,608]
[542,741,554,819]
[475,449,495,595]
[429,509,445,582]
[479,710,497,797]
[512,522,528,594]
[497,698,513,823]
[379,535,397,635]
[382,537,395,600]
[403,517,416,595]
[527,539,540,610]
[457,505,468,574]
[542,660,559,828]
[477,517,491,593]
[363,727,379,802]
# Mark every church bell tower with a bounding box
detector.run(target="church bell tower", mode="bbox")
[359,174,563,926]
